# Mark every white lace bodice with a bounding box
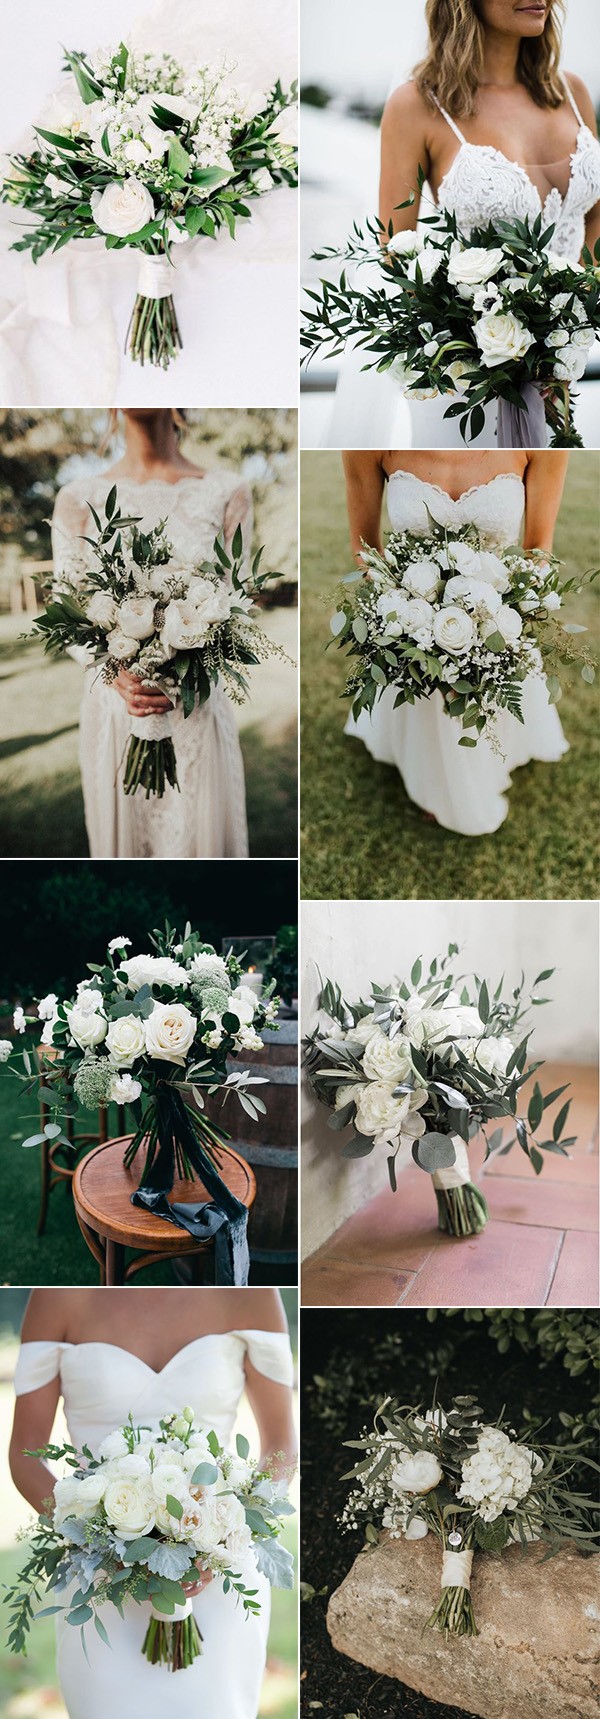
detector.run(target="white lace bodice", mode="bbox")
[14,1330,293,1453]
[52,469,253,590]
[433,82,600,262]
[387,470,525,547]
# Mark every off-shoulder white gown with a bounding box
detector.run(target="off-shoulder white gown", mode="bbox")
[345,471,568,834]
[14,1328,293,1719]
[51,470,250,858]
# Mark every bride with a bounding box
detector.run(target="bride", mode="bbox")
[342,448,569,834]
[325,0,600,449]
[52,408,251,858]
[9,1285,296,1719]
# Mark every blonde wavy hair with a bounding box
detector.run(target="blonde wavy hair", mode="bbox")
[415,0,566,118]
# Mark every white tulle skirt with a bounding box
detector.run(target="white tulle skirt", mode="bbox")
[345,673,569,835]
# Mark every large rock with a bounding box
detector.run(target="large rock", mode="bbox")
[326,1532,600,1719]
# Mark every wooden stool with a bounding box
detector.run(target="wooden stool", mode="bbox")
[72,1134,256,1285]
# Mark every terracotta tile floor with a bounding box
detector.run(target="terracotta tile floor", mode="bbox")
[301,1062,599,1309]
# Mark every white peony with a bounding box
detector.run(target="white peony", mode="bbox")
[362,1028,413,1083]
[117,597,157,640]
[92,178,155,238]
[433,606,475,655]
[144,1002,197,1065]
[348,1012,380,1047]
[109,1071,142,1103]
[87,591,119,630]
[103,1476,156,1539]
[106,629,140,662]
[474,310,535,369]
[390,1451,443,1494]
[66,1004,107,1049]
[447,244,505,290]
[161,598,212,650]
[354,1082,426,1146]
[402,558,442,601]
[105,1014,147,1067]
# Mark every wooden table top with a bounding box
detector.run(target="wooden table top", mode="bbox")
[73,1134,255,1251]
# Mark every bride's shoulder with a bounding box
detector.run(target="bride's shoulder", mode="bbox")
[20,1288,71,1343]
[219,1286,288,1335]
[563,72,597,132]
[381,79,432,136]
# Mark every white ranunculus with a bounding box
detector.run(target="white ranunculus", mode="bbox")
[53,1475,101,1529]
[105,1014,147,1067]
[403,597,434,639]
[390,1451,443,1494]
[109,1071,142,1103]
[474,310,535,369]
[354,1082,421,1145]
[66,1004,107,1049]
[433,606,475,655]
[387,230,423,258]
[349,1012,380,1047]
[0,1040,12,1062]
[376,591,410,637]
[87,591,119,630]
[92,178,155,238]
[444,575,501,617]
[447,244,505,290]
[97,1429,130,1459]
[38,992,59,1021]
[402,558,441,602]
[474,1034,514,1077]
[106,628,140,661]
[362,1028,413,1083]
[144,1002,197,1065]
[481,604,523,647]
[103,1476,156,1539]
[117,597,157,640]
[476,550,510,592]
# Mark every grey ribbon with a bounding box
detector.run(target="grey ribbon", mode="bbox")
[497,383,548,449]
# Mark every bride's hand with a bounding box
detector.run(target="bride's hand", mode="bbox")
[182,1563,213,1598]
[114,668,174,716]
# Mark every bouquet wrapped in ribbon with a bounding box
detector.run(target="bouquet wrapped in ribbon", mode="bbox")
[340,1392,598,1639]
[303,946,576,1238]
[2,41,297,369]
[301,191,600,447]
[8,925,281,1281]
[329,516,596,746]
[34,485,286,798]
[6,1406,294,1672]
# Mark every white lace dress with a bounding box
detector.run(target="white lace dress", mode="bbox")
[13,1329,294,1719]
[325,78,600,449]
[344,471,568,835]
[51,471,250,858]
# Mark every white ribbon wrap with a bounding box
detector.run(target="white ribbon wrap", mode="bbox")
[432,1136,471,1192]
[150,1595,193,1623]
[441,1548,473,1591]
[137,254,175,300]
[130,710,175,741]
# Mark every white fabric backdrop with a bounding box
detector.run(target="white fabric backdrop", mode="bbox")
[0,0,298,406]
[301,899,599,1257]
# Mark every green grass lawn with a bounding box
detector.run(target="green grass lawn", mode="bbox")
[0,619,297,861]
[300,453,600,900]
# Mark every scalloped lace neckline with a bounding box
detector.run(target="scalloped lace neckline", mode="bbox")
[387,471,524,506]
[437,124,593,215]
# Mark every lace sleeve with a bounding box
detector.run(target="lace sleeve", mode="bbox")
[51,485,93,594]
[223,482,254,579]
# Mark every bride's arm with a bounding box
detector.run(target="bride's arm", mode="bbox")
[9,1290,65,1515]
[522,452,569,552]
[241,1288,296,1481]
[379,82,431,236]
[343,452,386,562]
[565,75,600,255]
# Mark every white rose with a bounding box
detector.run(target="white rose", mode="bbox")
[86,591,119,630]
[0,1040,12,1062]
[445,360,470,393]
[447,244,505,289]
[117,597,157,640]
[476,550,510,592]
[106,629,140,662]
[390,1451,443,1494]
[362,1029,413,1083]
[66,1004,107,1049]
[407,247,443,284]
[144,1002,197,1065]
[109,1071,142,1103]
[92,178,155,238]
[547,328,570,349]
[387,230,423,257]
[228,985,258,1025]
[433,606,475,655]
[543,590,561,611]
[105,1014,147,1066]
[446,542,481,578]
[402,558,441,601]
[553,343,588,382]
[444,576,501,617]
[38,992,59,1021]
[474,311,535,369]
[103,1476,156,1539]
[122,955,188,992]
[481,604,523,647]
[545,251,583,275]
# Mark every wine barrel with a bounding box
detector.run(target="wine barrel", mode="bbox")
[203,1021,298,1266]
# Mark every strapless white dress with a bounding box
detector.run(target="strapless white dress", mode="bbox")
[324,78,600,450]
[13,1329,294,1719]
[52,470,250,859]
[344,471,568,834]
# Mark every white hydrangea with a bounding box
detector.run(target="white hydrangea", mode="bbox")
[457,1427,539,1522]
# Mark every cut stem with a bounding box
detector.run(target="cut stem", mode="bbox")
[434,1182,489,1237]
[126,293,183,371]
[425,1584,479,1639]
[141,1613,203,1670]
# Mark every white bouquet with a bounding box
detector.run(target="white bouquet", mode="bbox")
[7,1407,294,1671]
[303,946,576,1238]
[329,515,596,745]
[2,40,297,368]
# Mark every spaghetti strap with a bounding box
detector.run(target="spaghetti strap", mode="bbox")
[562,75,584,128]
[430,92,467,145]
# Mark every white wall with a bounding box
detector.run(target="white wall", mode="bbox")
[301,899,599,1257]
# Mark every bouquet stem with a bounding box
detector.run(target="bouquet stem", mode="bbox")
[543,384,584,449]
[123,732,179,798]
[142,1612,203,1671]
[434,1182,489,1238]
[126,292,182,370]
[425,1583,479,1640]
[123,1086,229,1184]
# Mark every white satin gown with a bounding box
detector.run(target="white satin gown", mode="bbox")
[324,77,600,449]
[344,471,568,835]
[51,470,250,858]
[14,1328,294,1719]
